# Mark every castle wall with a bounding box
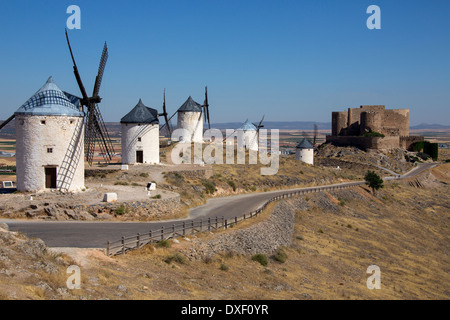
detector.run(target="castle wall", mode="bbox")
[400,136,424,151]
[347,105,386,136]
[15,115,85,192]
[383,109,409,136]
[360,111,382,135]
[332,112,348,136]
[326,135,400,151]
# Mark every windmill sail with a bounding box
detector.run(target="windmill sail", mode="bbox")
[65,29,115,166]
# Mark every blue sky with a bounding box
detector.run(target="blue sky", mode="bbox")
[0,0,449,125]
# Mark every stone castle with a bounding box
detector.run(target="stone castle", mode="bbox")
[326,105,423,151]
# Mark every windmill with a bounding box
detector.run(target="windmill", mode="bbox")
[201,86,211,131]
[256,115,265,135]
[65,29,115,166]
[160,87,211,143]
[158,89,172,138]
[0,115,15,132]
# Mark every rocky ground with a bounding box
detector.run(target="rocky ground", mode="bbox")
[315,144,416,175]
[0,163,448,300]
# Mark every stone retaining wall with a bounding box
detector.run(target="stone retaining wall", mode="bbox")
[183,198,305,260]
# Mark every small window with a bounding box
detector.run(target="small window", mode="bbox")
[47,148,53,153]
[138,137,142,142]
[41,120,46,125]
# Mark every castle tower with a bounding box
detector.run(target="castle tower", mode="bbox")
[296,138,314,165]
[121,99,160,165]
[14,77,85,192]
[236,119,259,152]
[176,96,203,143]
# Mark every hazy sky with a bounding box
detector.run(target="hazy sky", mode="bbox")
[0,0,449,125]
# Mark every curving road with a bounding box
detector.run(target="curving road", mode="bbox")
[1,163,438,249]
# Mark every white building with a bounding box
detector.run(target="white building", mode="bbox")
[176,96,203,143]
[296,138,314,165]
[234,119,259,152]
[14,77,85,192]
[121,99,160,165]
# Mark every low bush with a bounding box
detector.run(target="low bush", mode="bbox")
[273,249,288,263]
[164,253,186,264]
[220,263,229,271]
[252,254,268,266]
[157,239,172,248]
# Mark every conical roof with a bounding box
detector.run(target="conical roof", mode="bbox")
[15,77,83,117]
[296,138,314,149]
[121,99,159,124]
[237,119,257,131]
[177,96,202,112]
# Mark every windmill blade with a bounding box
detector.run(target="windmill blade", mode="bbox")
[93,42,108,98]
[84,107,97,165]
[161,89,172,137]
[92,103,115,162]
[257,115,265,133]
[160,109,177,132]
[65,29,89,105]
[0,114,15,131]
[204,86,211,130]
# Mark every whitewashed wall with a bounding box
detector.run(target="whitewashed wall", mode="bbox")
[15,115,85,192]
[177,111,203,143]
[296,148,314,165]
[121,123,160,164]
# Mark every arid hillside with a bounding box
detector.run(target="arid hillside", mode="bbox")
[0,164,448,300]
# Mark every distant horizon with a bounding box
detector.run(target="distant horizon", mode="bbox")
[1,118,449,128]
[0,1,449,125]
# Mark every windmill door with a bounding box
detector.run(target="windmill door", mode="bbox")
[136,151,144,163]
[45,167,57,189]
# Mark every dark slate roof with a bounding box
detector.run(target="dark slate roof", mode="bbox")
[15,77,84,117]
[177,96,202,112]
[120,99,159,124]
[296,138,314,149]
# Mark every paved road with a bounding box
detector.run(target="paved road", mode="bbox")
[2,163,438,249]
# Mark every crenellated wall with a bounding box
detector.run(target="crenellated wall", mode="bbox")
[329,105,415,150]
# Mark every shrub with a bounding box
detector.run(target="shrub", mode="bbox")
[273,249,288,263]
[227,180,237,191]
[152,194,162,199]
[446,159,450,163]
[164,253,186,264]
[157,239,172,248]
[203,180,216,194]
[115,205,128,215]
[220,263,229,271]
[417,152,430,161]
[114,181,129,186]
[414,141,439,161]
[139,172,149,178]
[250,186,257,192]
[318,229,324,234]
[252,254,268,266]
[363,130,385,138]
